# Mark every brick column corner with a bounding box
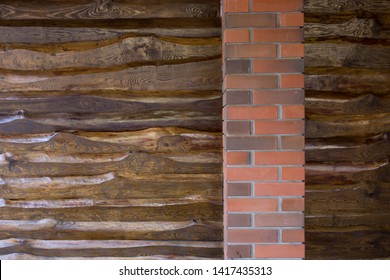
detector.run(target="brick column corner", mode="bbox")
[222,0,305,259]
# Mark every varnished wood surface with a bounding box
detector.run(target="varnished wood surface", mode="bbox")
[0,0,222,259]
[305,0,390,259]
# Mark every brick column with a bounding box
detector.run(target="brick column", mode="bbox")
[222,0,305,259]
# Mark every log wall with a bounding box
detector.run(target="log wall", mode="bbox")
[305,0,390,259]
[0,0,223,259]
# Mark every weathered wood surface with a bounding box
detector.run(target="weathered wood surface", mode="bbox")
[306,137,390,163]
[305,230,390,260]
[0,0,220,20]
[305,0,390,259]
[0,0,222,259]
[305,0,390,13]
[305,68,390,94]
[305,44,390,69]
[0,239,223,259]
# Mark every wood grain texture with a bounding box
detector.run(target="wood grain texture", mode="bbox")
[0,0,220,19]
[305,43,390,69]
[305,18,380,39]
[0,0,222,259]
[305,230,390,259]
[304,0,390,14]
[305,1,390,259]
[0,239,223,259]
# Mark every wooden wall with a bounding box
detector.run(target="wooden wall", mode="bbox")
[0,0,222,259]
[305,0,390,259]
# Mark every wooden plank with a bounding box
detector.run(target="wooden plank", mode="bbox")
[0,59,222,92]
[0,219,222,241]
[0,254,219,260]
[305,93,390,115]
[0,174,222,200]
[0,96,222,114]
[5,151,221,164]
[0,129,222,153]
[305,43,390,69]
[305,68,390,94]
[305,181,390,214]
[306,213,390,229]
[0,27,221,46]
[306,114,390,138]
[0,37,221,73]
[306,138,390,163]
[0,151,221,177]
[306,162,390,184]
[0,18,221,29]
[0,89,221,99]
[305,18,380,38]
[0,0,220,20]
[304,0,390,14]
[0,202,223,222]
[0,118,221,134]
[306,230,390,259]
[0,239,223,259]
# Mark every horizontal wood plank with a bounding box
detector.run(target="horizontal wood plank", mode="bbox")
[0,239,223,258]
[0,0,220,20]
[306,230,390,259]
[0,202,223,222]
[304,0,390,14]
[305,181,390,214]
[305,43,390,69]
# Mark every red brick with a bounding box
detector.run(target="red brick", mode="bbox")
[252,29,303,43]
[281,167,305,181]
[226,167,277,181]
[281,136,305,149]
[253,59,304,73]
[226,59,251,74]
[254,244,304,258]
[281,44,304,58]
[226,106,277,120]
[252,0,303,12]
[228,213,252,227]
[253,90,304,105]
[254,213,304,227]
[226,121,251,135]
[224,75,277,89]
[282,198,305,211]
[280,74,304,88]
[254,120,304,135]
[226,13,277,28]
[282,105,305,119]
[280,13,304,27]
[227,245,252,259]
[254,151,304,165]
[227,198,278,212]
[228,182,252,196]
[226,136,277,150]
[226,151,251,165]
[224,91,251,105]
[226,44,277,58]
[224,29,250,43]
[228,229,277,243]
[223,0,249,13]
[254,183,305,196]
[282,229,305,243]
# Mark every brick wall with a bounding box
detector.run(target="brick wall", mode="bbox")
[222,0,305,259]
